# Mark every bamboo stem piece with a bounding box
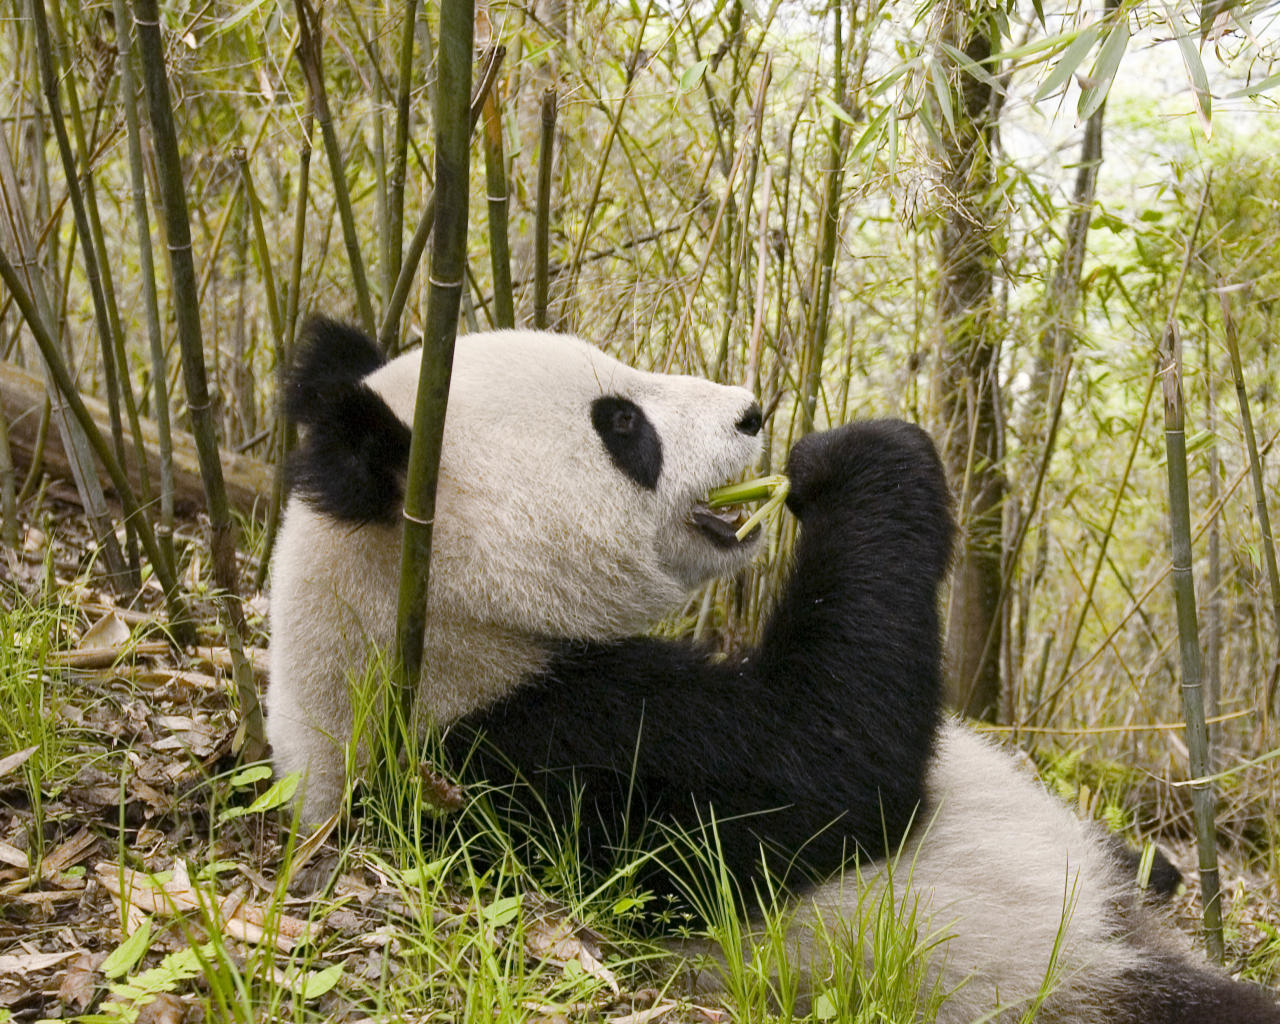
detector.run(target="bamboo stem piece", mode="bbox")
[387,0,419,296]
[1217,284,1280,714]
[1159,182,1222,961]
[294,0,378,338]
[534,87,557,330]
[482,89,514,329]
[133,0,265,757]
[111,0,175,571]
[394,0,474,737]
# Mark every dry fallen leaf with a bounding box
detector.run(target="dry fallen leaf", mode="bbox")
[135,991,189,1024]
[79,610,132,650]
[523,904,618,995]
[95,861,318,953]
[0,745,38,781]
[58,951,107,1010]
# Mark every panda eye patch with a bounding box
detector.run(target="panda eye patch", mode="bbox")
[591,395,662,490]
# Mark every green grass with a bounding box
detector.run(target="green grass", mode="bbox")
[3,586,1279,1022]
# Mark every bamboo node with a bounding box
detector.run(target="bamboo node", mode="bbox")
[427,274,463,290]
[402,509,435,526]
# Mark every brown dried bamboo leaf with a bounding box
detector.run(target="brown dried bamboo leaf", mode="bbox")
[41,826,97,878]
[78,611,132,650]
[0,745,38,780]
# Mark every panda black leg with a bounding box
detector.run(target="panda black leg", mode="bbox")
[1115,957,1280,1024]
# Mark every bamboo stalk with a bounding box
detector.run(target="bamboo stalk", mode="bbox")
[394,0,474,738]
[254,113,314,593]
[294,0,377,338]
[534,87,557,330]
[800,3,849,435]
[234,149,284,346]
[378,46,501,353]
[0,404,16,546]
[482,89,514,329]
[29,0,134,586]
[1217,284,1280,714]
[1158,183,1222,960]
[0,246,188,632]
[0,77,128,585]
[133,0,265,758]
[387,0,420,296]
[111,0,175,572]
[1203,311,1222,750]
[564,1,652,309]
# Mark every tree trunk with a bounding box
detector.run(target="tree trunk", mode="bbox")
[932,6,1005,721]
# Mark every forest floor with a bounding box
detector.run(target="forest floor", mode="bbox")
[1,495,1278,1023]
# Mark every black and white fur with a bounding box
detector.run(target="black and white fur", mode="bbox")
[268,316,1279,1024]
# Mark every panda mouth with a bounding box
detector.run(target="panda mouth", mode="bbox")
[689,502,759,549]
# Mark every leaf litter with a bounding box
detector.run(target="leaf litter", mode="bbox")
[0,498,729,1022]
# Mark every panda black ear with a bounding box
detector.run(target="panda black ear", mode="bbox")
[285,315,387,426]
[283,314,411,525]
[286,382,412,525]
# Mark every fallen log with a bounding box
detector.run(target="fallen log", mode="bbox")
[1,359,273,517]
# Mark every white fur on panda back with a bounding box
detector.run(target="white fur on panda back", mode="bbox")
[779,724,1158,1023]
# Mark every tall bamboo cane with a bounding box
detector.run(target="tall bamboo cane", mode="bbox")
[393,0,474,740]
[133,0,265,758]
[1159,183,1222,960]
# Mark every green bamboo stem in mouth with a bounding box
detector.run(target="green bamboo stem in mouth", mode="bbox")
[706,473,791,541]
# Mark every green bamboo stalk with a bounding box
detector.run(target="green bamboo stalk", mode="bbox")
[30,0,136,586]
[482,89,514,329]
[1161,317,1224,960]
[0,406,17,547]
[1203,305,1222,751]
[799,2,847,436]
[394,0,474,741]
[1159,183,1222,960]
[378,46,501,353]
[133,0,265,759]
[254,113,314,594]
[534,86,557,330]
[52,6,155,589]
[564,1,652,308]
[234,149,283,346]
[0,82,128,585]
[111,0,175,573]
[387,0,420,297]
[1217,286,1280,713]
[294,0,377,338]
[0,245,188,631]
[716,52,771,383]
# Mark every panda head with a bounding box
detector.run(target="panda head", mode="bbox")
[286,318,764,642]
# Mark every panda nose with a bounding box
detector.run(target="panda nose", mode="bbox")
[735,403,763,436]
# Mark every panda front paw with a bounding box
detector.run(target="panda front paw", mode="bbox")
[784,420,949,524]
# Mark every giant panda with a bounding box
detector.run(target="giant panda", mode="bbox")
[268,315,1280,1024]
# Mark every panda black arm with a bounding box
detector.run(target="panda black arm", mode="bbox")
[451,421,954,907]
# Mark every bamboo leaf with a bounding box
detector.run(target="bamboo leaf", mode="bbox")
[817,94,855,126]
[1077,20,1129,121]
[1033,24,1100,103]
[928,58,956,135]
[679,59,709,93]
[1227,70,1280,98]
[1174,22,1213,133]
